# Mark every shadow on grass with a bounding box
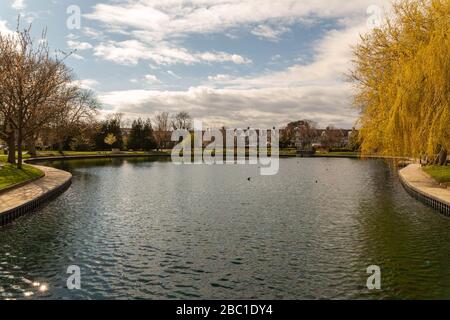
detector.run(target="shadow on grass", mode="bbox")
[0,163,44,190]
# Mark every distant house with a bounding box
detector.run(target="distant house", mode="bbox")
[315,128,353,149]
[280,123,355,150]
[130,126,356,151]
[145,128,277,150]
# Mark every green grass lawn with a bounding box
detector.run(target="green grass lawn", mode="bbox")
[35,151,112,157]
[423,165,450,184]
[314,151,360,157]
[0,153,30,163]
[51,150,170,157]
[279,148,298,156]
[0,150,170,162]
[0,163,44,191]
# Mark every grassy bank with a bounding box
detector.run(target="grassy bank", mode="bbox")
[314,151,360,158]
[0,149,361,160]
[32,150,171,157]
[0,150,170,162]
[423,165,450,184]
[0,163,44,191]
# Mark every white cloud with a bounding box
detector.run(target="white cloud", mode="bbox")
[208,74,232,82]
[212,21,370,89]
[251,24,290,41]
[197,51,251,65]
[96,18,374,129]
[70,53,85,60]
[144,74,162,84]
[94,40,149,65]
[67,40,93,51]
[86,0,389,41]
[85,0,393,128]
[85,0,388,69]
[11,0,25,10]
[93,40,251,66]
[167,70,181,79]
[66,33,79,40]
[82,27,104,40]
[98,84,356,129]
[0,20,13,35]
[73,79,100,90]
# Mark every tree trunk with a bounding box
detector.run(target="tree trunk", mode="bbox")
[17,128,23,169]
[28,137,37,158]
[58,140,64,154]
[438,148,448,166]
[7,131,15,164]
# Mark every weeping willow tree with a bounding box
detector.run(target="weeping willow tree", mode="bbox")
[351,0,449,165]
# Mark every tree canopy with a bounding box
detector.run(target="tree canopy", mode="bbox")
[351,0,449,164]
[0,23,99,167]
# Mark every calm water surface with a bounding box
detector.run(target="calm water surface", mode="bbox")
[1,157,449,299]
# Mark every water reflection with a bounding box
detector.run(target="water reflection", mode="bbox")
[0,157,448,299]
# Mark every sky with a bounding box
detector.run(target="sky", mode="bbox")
[0,0,391,129]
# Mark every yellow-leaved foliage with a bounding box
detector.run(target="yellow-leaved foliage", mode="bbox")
[351,0,449,159]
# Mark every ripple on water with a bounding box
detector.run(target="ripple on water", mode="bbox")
[0,158,449,299]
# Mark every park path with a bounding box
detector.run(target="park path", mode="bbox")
[0,165,72,215]
[399,164,450,206]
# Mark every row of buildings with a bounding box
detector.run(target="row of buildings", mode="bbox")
[122,124,357,151]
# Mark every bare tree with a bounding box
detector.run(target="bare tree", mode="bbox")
[171,111,192,130]
[154,111,170,150]
[155,112,170,131]
[281,120,317,149]
[51,88,99,152]
[0,24,74,168]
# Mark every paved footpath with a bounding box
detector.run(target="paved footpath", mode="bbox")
[0,165,72,215]
[399,164,450,206]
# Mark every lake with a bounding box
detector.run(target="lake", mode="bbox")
[1,157,449,299]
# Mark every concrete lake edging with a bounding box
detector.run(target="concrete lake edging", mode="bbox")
[1,154,446,227]
[0,153,169,226]
[0,169,45,196]
[399,164,450,217]
[0,164,72,227]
